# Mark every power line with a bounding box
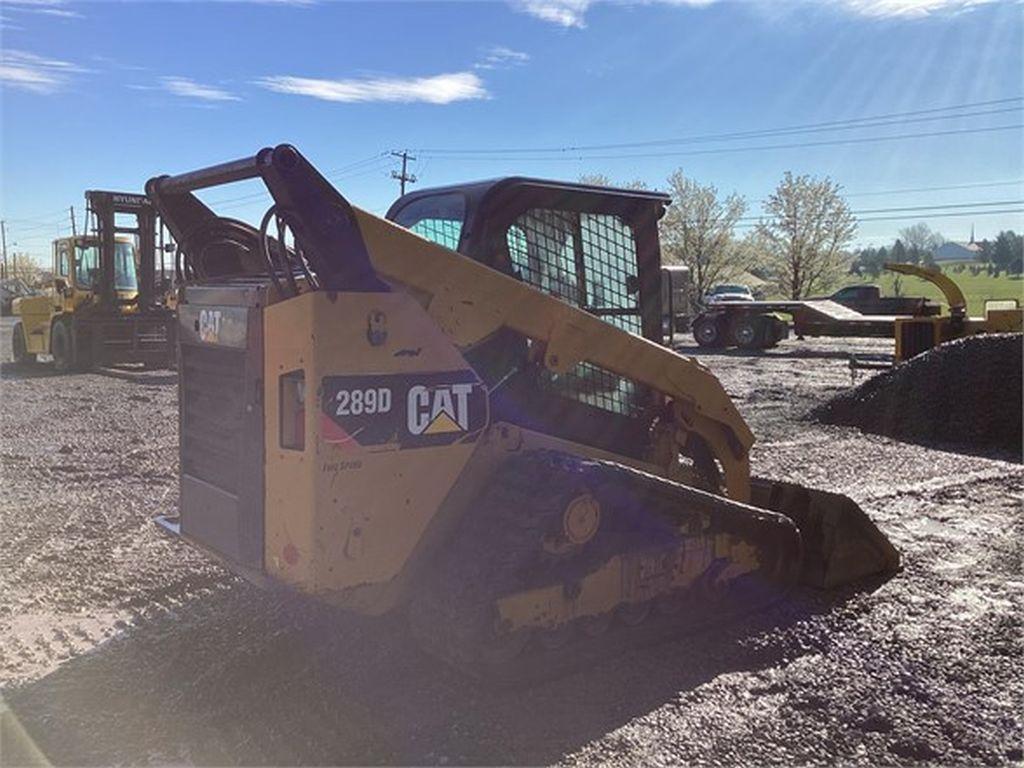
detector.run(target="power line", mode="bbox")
[3,218,68,232]
[418,124,1023,163]
[842,179,1024,198]
[202,153,389,209]
[736,207,1024,229]
[734,199,1024,224]
[414,96,1024,155]
[2,209,72,224]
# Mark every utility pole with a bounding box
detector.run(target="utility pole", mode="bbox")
[1,220,7,281]
[390,150,418,196]
[70,206,77,239]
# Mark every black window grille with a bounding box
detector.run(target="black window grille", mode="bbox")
[392,192,466,251]
[506,208,647,417]
[410,218,462,250]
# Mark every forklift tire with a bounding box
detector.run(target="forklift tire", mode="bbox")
[730,315,765,350]
[693,317,725,348]
[12,322,35,365]
[50,320,74,373]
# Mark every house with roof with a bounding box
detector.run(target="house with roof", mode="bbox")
[934,226,984,262]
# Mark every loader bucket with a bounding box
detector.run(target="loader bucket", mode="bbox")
[751,478,900,589]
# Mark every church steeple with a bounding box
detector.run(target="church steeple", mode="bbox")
[970,224,975,244]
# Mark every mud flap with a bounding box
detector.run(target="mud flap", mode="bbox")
[751,478,900,589]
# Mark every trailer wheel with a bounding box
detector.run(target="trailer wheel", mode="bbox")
[51,320,74,372]
[12,322,35,365]
[730,316,764,350]
[693,317,724,348]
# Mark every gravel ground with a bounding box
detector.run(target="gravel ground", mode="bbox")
[1,316,1021,766]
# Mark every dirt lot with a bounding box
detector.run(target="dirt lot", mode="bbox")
[1,315,1021,766]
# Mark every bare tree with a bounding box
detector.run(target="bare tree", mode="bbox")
[898,222,945,265]
[756,172,856,299]
[578,173,649,190]
[659,170,748,300]
[6,253,46,285]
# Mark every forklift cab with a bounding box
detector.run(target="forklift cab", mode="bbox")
[51,235,140,313]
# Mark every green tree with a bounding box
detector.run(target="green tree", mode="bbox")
[891,239,907,264]
[659,170,748,300]
[756,173,857,299]
[992,230,1023,275]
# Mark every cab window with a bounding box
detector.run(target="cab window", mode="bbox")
[75,245,99,289]
[391,193,466,251]
[114,242,138,291]
[57,244,70,277]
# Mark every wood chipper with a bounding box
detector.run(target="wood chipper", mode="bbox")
[885,262,1023,361]
[148,145,898,677]
[11,191,176,371]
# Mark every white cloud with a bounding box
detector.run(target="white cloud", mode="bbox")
[162,76,240,102]
[513,0,999,26]
[0,49,85,94]
[3,0,83,19]
[514,0,592,27]
[836,0,996,16]
[257,71,488,104]
[476,45,531,70]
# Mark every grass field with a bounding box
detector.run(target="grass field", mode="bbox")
[837,263,1024,317]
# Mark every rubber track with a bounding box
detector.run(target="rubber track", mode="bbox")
[408,449,800,683]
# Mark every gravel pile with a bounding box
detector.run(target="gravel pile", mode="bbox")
[813,333,1023,455]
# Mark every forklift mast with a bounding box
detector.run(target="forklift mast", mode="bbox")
[84,190,159,310]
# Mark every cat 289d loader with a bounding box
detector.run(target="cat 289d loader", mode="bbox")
[148,145,898,677]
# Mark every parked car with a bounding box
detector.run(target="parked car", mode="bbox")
[704,283,754,305]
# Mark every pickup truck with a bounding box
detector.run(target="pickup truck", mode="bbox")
[820,285,940,316]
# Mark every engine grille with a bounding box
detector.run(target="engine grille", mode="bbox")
[180,343,246,494]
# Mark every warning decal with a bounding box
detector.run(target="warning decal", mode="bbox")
[320,371,488,450]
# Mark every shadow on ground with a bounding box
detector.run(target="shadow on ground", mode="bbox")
[0,361,176,386]
[4,582,838,766]
[0,361,64,380]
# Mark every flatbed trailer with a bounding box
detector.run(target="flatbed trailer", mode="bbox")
[691,299,908,350]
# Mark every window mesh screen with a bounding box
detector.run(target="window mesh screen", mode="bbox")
[507,208,646,417]
[506,209,579,304]
[581,213,640,331]
[410,218,462,251]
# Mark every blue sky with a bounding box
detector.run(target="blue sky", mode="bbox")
[1,0,1021,261]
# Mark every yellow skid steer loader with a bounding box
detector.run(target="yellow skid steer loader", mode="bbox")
[148,145,898,677]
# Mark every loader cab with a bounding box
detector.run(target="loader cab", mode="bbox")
[387,178,670,345]
[388,179,671,457]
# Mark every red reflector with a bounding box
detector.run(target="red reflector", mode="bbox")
[283,543,299,565]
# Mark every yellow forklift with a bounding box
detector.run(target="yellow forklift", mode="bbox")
[12,191,176,371]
